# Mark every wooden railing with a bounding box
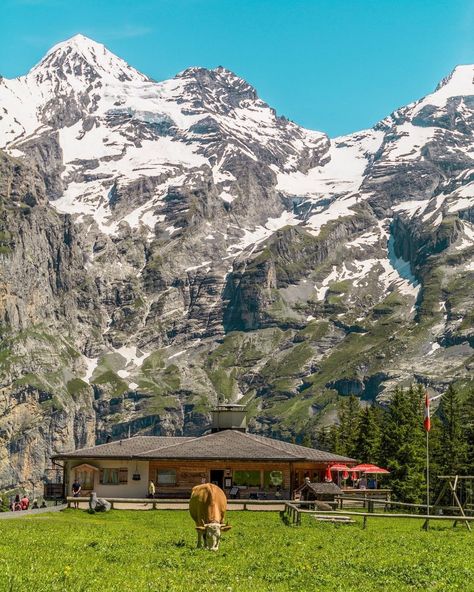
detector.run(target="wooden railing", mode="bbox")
[282,500,474,530]
[66,497,285,511]
[336,496,474,514]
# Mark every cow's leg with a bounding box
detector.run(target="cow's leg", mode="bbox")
[197,530,203,549]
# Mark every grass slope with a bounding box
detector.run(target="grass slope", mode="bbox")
[0,510,472,592]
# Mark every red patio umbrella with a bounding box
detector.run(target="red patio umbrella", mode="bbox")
[324,466,333,482]
[329,463,351,472]
[328,463,351,485]
[351,463,390,474]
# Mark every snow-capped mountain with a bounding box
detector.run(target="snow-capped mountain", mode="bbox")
[0,36,472,489]
[1,35,327,234]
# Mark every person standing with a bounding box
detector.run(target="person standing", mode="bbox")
[72,479,81,509]
[148,480,156,499]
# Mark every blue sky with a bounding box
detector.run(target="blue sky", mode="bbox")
[2,0,473,137]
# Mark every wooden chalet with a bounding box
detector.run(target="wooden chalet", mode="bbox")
[52,405,355,499]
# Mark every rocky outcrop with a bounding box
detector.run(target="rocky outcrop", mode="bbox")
[0,38,473,489]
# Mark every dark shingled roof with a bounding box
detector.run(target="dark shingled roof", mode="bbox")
[245,433,356,463]
[135,430,301,460]
[53,436,193,459]
[53,430,356,463]
[299,481,343,495]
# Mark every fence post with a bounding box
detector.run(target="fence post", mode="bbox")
[363,515,367,529]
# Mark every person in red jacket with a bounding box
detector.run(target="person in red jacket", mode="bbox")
[20,495,30,510]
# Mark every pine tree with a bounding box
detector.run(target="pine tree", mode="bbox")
[380,385,426,503]
[315,427,332,452]
[355,405,382,463]
[462,387,474,475]
[328,423,340,454]
[437,385,467,476]
[335,395,361,458]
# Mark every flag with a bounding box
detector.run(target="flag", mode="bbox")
[424,391,431,432]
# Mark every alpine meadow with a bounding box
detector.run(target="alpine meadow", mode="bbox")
[0,2,473,591]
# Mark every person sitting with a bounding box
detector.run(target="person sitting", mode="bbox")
[13,494,21,511]
[40,500,47,508]
[20,495,29,510]
[32,499,39,510]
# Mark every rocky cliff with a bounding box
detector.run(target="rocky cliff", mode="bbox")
[0,35,472,489]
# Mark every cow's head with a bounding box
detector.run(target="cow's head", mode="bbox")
[196,522,232,551]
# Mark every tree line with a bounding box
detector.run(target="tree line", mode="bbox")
[311,384,474,503]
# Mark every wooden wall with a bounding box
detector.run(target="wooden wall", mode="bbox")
[148,460,291,495]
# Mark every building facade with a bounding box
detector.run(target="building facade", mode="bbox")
[53,406,355,499]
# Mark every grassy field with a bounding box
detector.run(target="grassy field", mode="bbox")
[0,509,473,592]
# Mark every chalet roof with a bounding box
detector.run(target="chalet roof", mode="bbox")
[53,430,356,463]
[54,436,193,459]
[245,433,356,463]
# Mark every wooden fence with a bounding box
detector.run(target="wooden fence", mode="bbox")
[66,497,474,530]
[66,496,285,511]
[336,496,474,514]
[283,501,474,530]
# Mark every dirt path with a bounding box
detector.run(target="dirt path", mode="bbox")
[0,504,67,519]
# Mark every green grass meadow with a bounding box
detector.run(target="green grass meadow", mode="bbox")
[0,510,473,592]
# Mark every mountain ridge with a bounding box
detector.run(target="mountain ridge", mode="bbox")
[0,36,472,491]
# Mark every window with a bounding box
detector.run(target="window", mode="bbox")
[75,469,94,490]
[233,470,260,487]
[99,468,128,485]
[157,469,177,485]
[264,471,283,489]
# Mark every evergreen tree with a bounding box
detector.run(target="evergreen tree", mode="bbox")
[315,426,333,452]
[380,385,426,503]
[437,385,467,476]
[462,387,474,475]
[334,395,361,458]
[328,423,340,454]
[355,405,382,463]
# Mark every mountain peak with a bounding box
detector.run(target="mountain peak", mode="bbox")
[46,33,104,55]
[435,64,474,93]
[28,33,149,84]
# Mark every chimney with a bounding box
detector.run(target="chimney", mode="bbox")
[211,404,247,433]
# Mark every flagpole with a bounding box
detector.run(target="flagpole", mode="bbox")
[424,391,431,531]
[426,428,430,529]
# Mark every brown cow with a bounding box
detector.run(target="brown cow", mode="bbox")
[189,483,232,550]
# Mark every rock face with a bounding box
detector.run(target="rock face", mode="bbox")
[0,35,473,489]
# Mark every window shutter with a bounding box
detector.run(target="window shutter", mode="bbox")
[99,469,104,484]
[119,468,128,484]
